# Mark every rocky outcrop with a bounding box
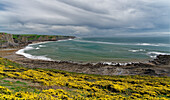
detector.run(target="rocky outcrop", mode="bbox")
[0,33,75,48]
[1,33,169,76]
[0,33,18,48]
[5,54,169,77]
[150,55,170,65]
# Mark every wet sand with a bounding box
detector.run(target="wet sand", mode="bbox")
[0,49,19,57]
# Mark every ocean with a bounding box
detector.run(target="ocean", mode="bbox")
[16,37,170,63]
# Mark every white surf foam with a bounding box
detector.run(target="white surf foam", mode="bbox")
[29,41,52,46]
[68,38,73,40]
[15,38,76,61]
[73,40,169,47]
[128,49,145,52]
[73,40,122,45]
[136,43,159,46]
[57,38,73,42]
[16,44,53,61]
[39,45,46,47]
[136,43,170,47]
[147,52,170,58]
[102,62,138,66]
[57,40,68,42]
[36,47,40,50]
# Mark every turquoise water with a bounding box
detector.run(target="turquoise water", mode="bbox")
[22,37,170,63]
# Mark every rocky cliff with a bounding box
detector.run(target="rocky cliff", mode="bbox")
[0,33,75,48]
[0,33,18,48]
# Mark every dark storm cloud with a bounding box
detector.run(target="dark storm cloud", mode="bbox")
[0,0,169,36]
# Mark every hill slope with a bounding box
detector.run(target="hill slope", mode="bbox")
[0,57,169,99]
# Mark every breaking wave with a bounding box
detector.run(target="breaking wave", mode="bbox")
[73,40,169,47]
[15,38,75,61]
[147,52,170,58]
[16,43,53,61]
[128,49,145,52]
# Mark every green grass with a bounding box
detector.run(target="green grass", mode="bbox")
[0,58,23,68]
[0,40,7,43]
[0,57,170,99]
[3,80,10,83]
[0,76,38,94]
[15,81,27,85]
[0,33,8,34]
[12,34,70,41]
[10,86,37,93]
[0,78,40,94]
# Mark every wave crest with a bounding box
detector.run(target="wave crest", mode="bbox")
[128,49,145,52]
[74,40,169,47]
[16,45,53,61]
[147,52,170,58]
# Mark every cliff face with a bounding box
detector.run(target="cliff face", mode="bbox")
[0,33,75,48]
[0,33,18,48]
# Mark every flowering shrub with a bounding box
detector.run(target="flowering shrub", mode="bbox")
[0,57,170,99]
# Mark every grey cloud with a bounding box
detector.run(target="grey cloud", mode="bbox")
[0,0,169,36]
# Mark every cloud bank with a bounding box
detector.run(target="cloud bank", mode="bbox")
[0,0,169,37]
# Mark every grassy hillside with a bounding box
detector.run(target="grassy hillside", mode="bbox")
[0,57,170,99]
[12,34,73,41]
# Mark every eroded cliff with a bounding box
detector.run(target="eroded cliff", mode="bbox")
[0,33,18,48]
[0,33,75,48]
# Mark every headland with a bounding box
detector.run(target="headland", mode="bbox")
[0,33,170,76]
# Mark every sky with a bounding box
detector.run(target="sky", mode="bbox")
[0,0,169,37]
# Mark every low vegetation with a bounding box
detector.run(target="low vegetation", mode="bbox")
[1,32,75,48]
[12,34,66,41]
[0,57,169,99]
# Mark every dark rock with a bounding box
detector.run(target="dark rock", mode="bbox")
[115,63,120,66]
[95,63,104,67]
[143,69,157,75]
[133,63,154,67]
[151,55,170,65]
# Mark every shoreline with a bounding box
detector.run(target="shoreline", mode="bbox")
[6,40,150,65]
[0,40,170,76]
[15,41,56,61]
[14,39,152,64]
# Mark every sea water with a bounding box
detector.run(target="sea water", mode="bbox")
[16,37,170,63]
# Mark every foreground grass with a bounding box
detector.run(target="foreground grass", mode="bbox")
[0,57,170,100]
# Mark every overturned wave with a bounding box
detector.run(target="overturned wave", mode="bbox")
[73,40,169,47]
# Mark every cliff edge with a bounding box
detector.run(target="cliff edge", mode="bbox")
[0,33,75,48]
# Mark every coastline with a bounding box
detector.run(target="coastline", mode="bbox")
[0,40,170,76]
[15,41,56,61]
[13,38,153,64]
[0,39,149,66]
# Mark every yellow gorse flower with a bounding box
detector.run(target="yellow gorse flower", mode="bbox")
[0,57,169,99]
